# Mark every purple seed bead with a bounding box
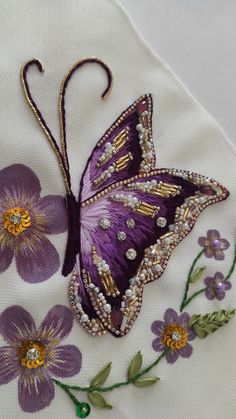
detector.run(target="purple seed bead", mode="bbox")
[214,282,225,293]
[211,239,221,250]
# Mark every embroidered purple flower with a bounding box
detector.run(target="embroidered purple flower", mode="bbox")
[198,230,230,260]
[0,305,82,413]
[151,308,196,364]
[204,272,232,300]
[0,164,67,282]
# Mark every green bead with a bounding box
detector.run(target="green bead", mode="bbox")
[76,402,91,418]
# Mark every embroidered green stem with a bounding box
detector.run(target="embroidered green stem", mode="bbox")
[225,244,236,280]
[180,287,207,311]
[181,244,236,312]
[53,351,165,394]
[180,250,204,312]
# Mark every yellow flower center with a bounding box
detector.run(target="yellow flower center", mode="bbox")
[2,207,31,236]
[162,324,188,350]
[18,342,46,369]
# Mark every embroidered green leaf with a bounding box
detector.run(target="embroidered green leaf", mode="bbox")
[88,392,112,409]
[128,351,143,380]
[189,266,206,284]
[90,362,112,387]
[133,376,159,387]
[189,309,235,338]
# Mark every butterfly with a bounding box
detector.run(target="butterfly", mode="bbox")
[21,58,229,337]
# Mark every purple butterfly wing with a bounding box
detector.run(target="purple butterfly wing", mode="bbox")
[70,95,229,338]
[81,94,155,201]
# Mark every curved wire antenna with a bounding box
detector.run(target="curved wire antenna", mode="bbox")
[59,57,113,173]
[21,57,113,196]
[21,59,72,194]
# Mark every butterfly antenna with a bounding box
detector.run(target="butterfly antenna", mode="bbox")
[59,57,113,173]
[21,59,72,195]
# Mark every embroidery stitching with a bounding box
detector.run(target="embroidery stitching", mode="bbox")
[21,58,230,336]
[0,164,67,283]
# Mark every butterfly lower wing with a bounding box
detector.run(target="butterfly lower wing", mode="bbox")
[80,94,155,201]
[71,169,228,337]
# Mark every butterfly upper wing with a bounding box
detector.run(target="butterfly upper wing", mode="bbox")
[69,94,229,338]
[80,94,155,202]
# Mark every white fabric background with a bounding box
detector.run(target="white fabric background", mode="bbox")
[0,1,235,418]
[120,0,236,144]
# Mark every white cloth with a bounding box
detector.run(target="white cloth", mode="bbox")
[0,1,235,418]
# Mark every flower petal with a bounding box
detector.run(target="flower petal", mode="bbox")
[180,343,193,358]
[215,250,225,261]
[207,230,220,241]
[46,345,82,378]
[214,272,224,281]
[0,164,41,200]
[18,369,54,413]
[220,239,230,250]
[36,195,68,234]
[225,281,232,291]
[15,233,60,283]
[198,236,207,247]
[152,337,165,352]
[187,328,196,341]
[216,292,225,300]
[0,346,21,384]
[151,320,164,336]
[164,308,179,325]
[178,312,190,327]
[204,247,214,258]
[205,288,215,300]
[0,306,36,345]
[204,276,214,287]
[0,243,13,273]
[39,305,74,345]
[165,350,179,364]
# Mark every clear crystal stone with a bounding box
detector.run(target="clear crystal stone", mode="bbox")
[98,217,111,230]
[117,231,127,241]
[172,331,181,341]
[126,248,137,260]
[10,213,22,225]
[26,348,39,361]
[126,218,135,229]
[156,217,167,228]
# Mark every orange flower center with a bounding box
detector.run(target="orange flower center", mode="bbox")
[18,341,46,369]
[2,207,31,236]
[162,324,188,350]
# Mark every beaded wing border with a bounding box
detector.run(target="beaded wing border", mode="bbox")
[21,58,229,338]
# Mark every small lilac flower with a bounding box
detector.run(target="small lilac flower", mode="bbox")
[151,308,196,364]
[204,272,232,300]
[0,305,82,413]
[0,164,67,282]
[198,229,230,260]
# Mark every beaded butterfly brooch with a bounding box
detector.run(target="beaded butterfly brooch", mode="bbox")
[21,58,229,338]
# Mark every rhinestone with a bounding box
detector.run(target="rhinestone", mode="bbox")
[117,231,127,241]
[154,264,162,272]
[26,348,39,361]
[126,248,137,260]
[10,213,22,225]
[126,218,136,229]
[156,217,167,228]
[98,217,111,230]
[172,331,181,341]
